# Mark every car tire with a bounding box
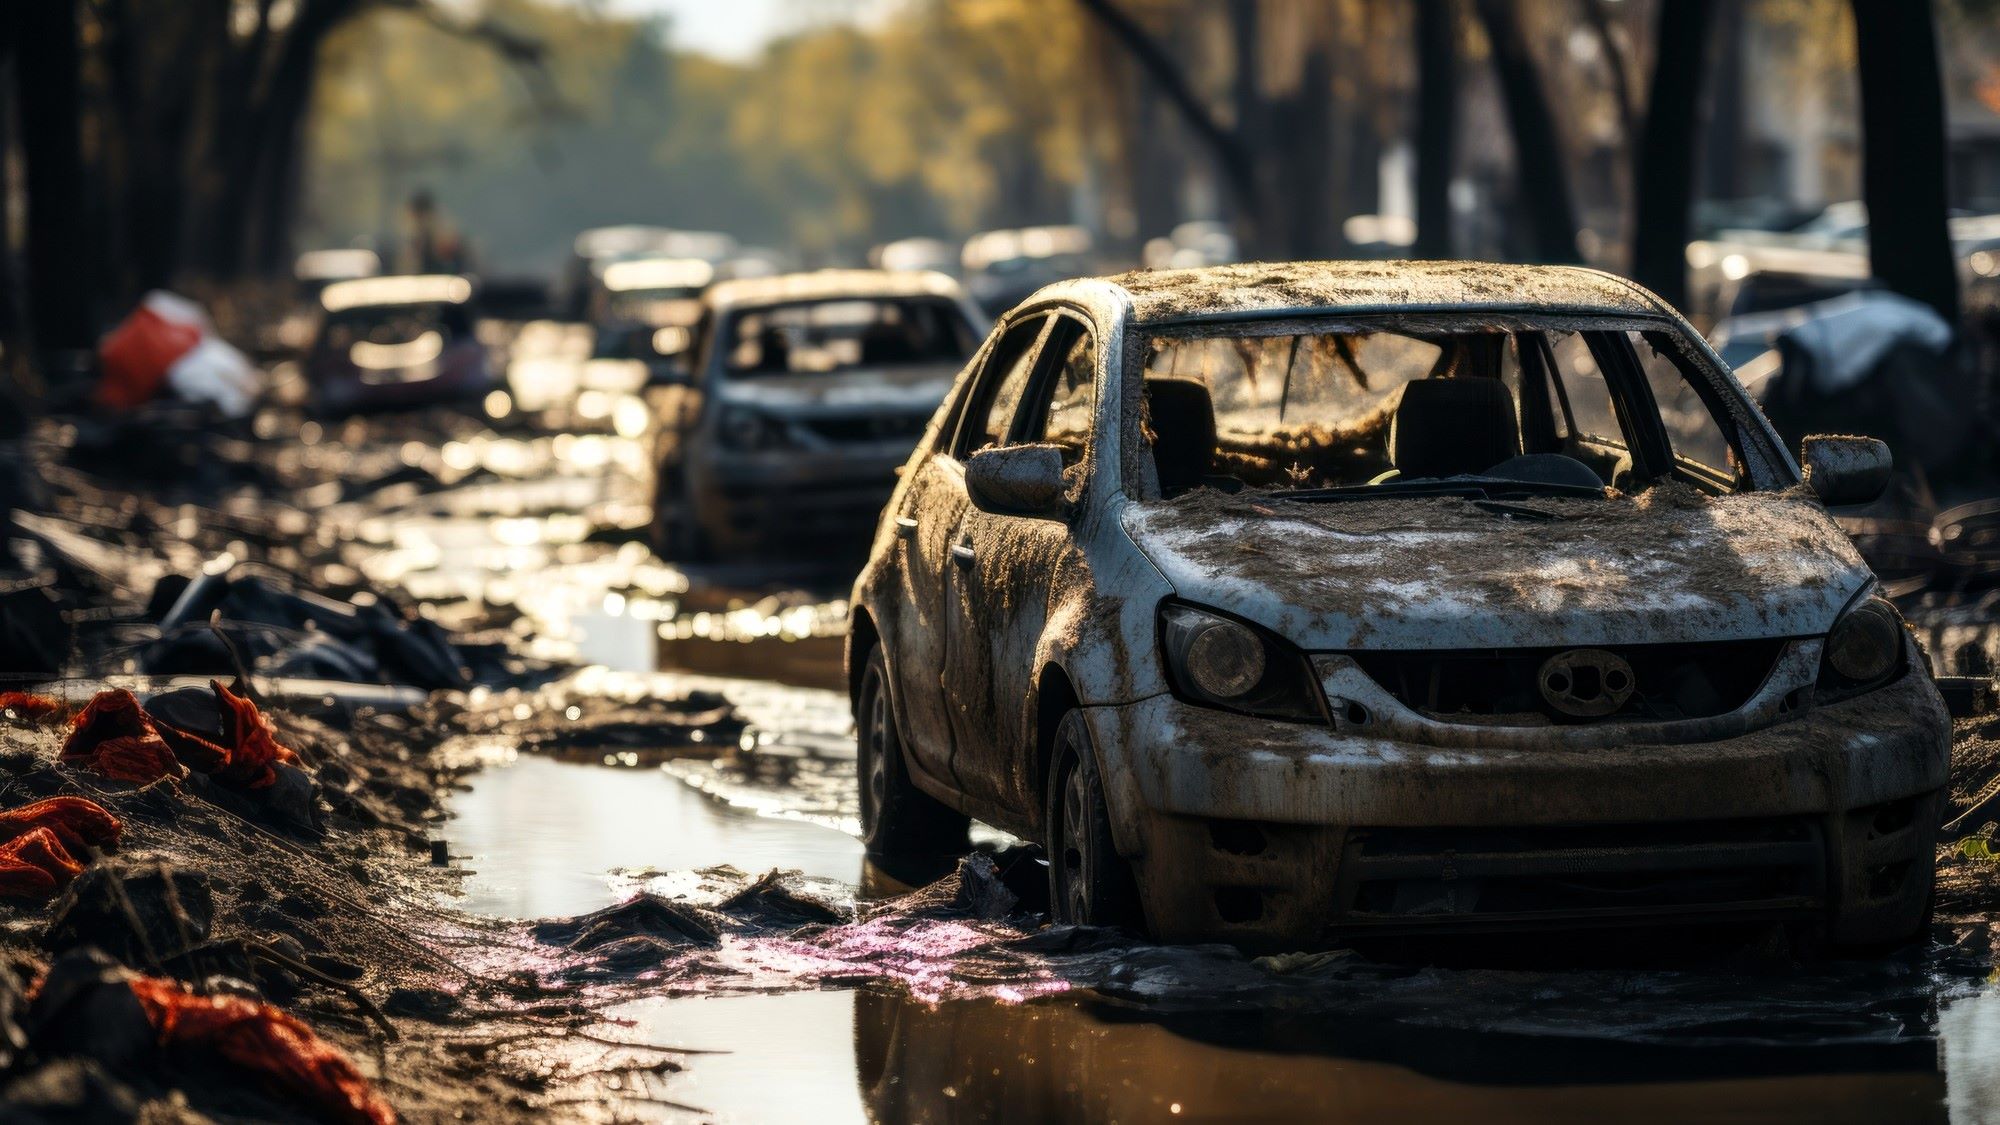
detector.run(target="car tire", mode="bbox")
[1045,710,1146,932]
[857,644,968,855]
[649,465,708,563]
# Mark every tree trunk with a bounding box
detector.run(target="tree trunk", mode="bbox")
[1472,0,1580,263]
[1414,0,1458,258]
[1630,0,1715,312]
[16,0,94,351]
[1075,0,1261,245]
[1851,0,1958,323]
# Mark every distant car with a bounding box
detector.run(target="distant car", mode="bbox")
[647,270,989,559]
[562,225,737,321]
[306,275,494,415]
[848,260,1947,952]
[589,257,714,372]
[961,225,1093,317]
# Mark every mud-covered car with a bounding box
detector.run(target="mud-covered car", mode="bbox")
[306,275,493,415]
[648,270,987,559]
[847,261,1949,951]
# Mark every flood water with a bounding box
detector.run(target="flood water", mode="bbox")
[389,333,2000,1122]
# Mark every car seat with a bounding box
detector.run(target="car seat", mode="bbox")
[1144,376,1216,497]
[1385,378,1521,480]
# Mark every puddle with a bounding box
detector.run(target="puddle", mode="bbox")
[447,754,861,918]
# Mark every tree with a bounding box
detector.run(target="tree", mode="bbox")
[1851,0,1958,322]
[1630,0,1717,311]
[1471,0,1581,263]
[15,0,94,353]
[1413,0,1458,258]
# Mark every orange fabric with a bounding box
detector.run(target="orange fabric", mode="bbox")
[97,306,201,410]
[0,692,68,722]
[127,975,396,1125]
[60,690,187,785]
[212,682,297,790]
[0,796,122,854]
[0,826,84,899]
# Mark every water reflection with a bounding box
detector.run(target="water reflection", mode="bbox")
[447,754,861,918]
[852,990,1948,1125]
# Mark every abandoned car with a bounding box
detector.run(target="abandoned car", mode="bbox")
[648,270,988,559]
[306,274,494,415]
[847,260,1950,950]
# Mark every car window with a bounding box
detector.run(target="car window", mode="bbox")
[722,296,974,377]
[1544,331,1623,446]
[1630,330,1741,481]
[1018,323,1096,466]
[958,315,1050,456]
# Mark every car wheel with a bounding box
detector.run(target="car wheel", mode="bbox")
[649,465,708,563]
[857,644,968,855]
[1045,711,1145,932]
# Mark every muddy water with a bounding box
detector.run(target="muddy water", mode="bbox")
[375,342,2000,1122]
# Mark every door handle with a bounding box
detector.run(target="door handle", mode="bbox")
[895,516,918,541]
[950,541,975,568]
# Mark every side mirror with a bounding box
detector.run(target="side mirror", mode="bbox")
[1800,435,1892,506]
[965,444,1068,517]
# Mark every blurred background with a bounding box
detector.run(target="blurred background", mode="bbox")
[5,1,2000,338]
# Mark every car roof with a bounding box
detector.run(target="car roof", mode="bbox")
[703,269,965,313]
[1081,260,1676,327]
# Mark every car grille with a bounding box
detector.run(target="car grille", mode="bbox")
[1331,817,1824,933]
[796,414,928,445]
[1345,638,1788,725]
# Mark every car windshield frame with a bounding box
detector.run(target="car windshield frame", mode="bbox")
[1120,308,1789,504]
[710,295,978,381]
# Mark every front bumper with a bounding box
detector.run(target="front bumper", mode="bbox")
[686,446,906,553]
[1082,667,1950,950]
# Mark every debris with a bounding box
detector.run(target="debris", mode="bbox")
[59,690,187,786]
[0,694,67,724]
[0,797,122,855]
[45,862,214,965]
[530,893,724,951]
[96,291,261,418]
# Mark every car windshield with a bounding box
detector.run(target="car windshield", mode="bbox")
[318,301,471,358]
[721,297,975,377]
[1140,318,1746,501]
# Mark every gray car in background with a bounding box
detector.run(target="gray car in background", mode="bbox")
[647,270,989,560]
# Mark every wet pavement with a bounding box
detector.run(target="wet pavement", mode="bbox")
[260,323,2000,1122]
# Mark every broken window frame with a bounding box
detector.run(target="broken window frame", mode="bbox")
[1122,311,1781,502]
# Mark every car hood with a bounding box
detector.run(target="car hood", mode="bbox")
[1120,485,1870,650]
[714,362,959,414]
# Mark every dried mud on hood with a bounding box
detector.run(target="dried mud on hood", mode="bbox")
[1122,484,1868,649]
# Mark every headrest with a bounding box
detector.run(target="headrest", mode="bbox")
[1389,378,1520,480]
[1145,376,1216,497]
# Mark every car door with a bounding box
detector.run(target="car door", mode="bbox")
[887,313,1052,792]
[942,312,1097,813]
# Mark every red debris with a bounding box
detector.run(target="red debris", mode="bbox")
[212,682,298,790]
[0,826,85,899]
[127,975,396,1125]
[60,690,188,785]
[0,692,68,723]
[0,796,122,854]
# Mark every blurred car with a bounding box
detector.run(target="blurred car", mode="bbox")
[306,275,494,415]
[648,270,988,560]
[561,225,737,321]
[847,260,1945,951]
[872,237,961,276]
[962,225,1093,317]
[589,257,714,374]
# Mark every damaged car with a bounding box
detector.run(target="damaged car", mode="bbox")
[306,274,494,415]
[648,270,987,559]
[848,261,1950,952]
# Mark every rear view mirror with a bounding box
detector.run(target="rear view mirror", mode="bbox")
[1800,435,1891,506]
[966,444,1068,517]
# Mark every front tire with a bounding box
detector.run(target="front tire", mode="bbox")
[857,644,968,855]
[1045,711,1146,932]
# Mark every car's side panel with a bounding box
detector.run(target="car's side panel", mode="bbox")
[885,456,971,792]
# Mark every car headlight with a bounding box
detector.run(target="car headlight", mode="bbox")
[1160,602,1322,723]
[719,407,783,451]
[1817,594,1906,698]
